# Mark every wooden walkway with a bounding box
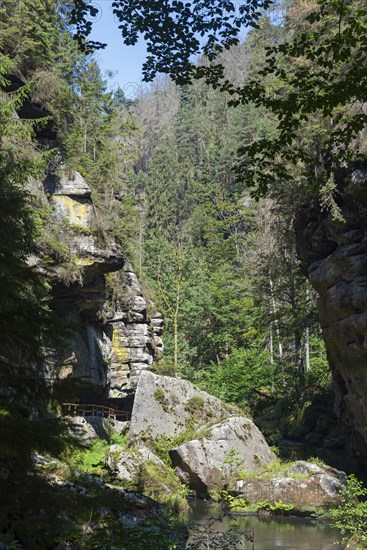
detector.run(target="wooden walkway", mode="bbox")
[62,402,130,421]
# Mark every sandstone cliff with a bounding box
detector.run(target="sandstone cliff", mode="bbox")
[42,167,163,399]
[295,164,367,455]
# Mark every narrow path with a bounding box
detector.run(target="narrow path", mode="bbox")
[62,402,131,421]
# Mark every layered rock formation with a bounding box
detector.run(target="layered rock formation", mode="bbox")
[43,168,163,398]
[104,271,164,394]
[295,164,367,455]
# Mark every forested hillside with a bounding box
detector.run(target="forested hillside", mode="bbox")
[129,66,331,443]
[1,0,367,547]
[0,0,139,462]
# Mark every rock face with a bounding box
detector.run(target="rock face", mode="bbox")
[129,371,236,441]
[43,168,163,398]
[295,164,367,455]
[106,444,164,482]
[106,286,164,394]
[233,461,346,509]
[170,415,276,497]
[67,415,129,442]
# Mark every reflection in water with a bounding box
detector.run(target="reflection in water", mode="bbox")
[186,500,343,550]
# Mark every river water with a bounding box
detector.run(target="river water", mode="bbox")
[185,500,344,549]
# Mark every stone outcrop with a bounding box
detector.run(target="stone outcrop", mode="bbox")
[105,442,190,512]
[64,368,345,513]
[106,444,164,482]
[104,271,164,394]
[170,415,276,497]
[43,167,163,398]
[232,461,346,509]
[32,453,186,546]
[295,163,367,455]
[128,371,236,441]
[67,415,129,442]
[128,373,276,498]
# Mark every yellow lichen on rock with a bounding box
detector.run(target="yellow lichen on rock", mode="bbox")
[53,195,91,227]
[73,256,94,266]
[112,330,129,366]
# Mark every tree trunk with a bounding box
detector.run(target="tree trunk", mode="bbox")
[305,325,310,373]
[173,312,178,375]
[269,321,275,392]
[305,288,310,372]
[289,274,304,383]
[269,275,283,359]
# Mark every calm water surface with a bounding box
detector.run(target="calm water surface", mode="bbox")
[186,500,344,550]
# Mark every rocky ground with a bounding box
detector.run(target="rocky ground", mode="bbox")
[69,371,347,517]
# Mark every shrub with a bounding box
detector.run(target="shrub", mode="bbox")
[150,425,197,465]
[65,433,127,476]
[184,396,205,414]
[66,438,110,475]
[139,460,191,512]
[208,490,247,512]
[154,387,166,403]
[330,475,367,547]
[257,500,295,515]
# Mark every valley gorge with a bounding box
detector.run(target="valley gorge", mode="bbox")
[1,0,367,547]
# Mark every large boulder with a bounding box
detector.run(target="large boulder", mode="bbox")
[129,371,236,441]
[105,444,189,511]
[169,415,276,497]
[232,460,347,509]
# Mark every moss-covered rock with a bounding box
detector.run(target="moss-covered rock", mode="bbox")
[105,445,190,512]
[231,460,347,513]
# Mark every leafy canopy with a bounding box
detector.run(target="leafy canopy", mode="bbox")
[70,0,367,197]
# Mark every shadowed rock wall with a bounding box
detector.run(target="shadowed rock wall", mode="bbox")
[295,164,367,455]
[43,168,163,398]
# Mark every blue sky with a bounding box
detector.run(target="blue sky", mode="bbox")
[88,1,249,98]
[89,1,147,98]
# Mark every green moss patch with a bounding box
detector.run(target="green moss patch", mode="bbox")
[138,460,191,512]
[63,433,127,477]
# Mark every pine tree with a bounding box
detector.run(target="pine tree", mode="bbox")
[0,54,73,534]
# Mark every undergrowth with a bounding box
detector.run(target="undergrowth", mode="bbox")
[138,460,191,512]
[64,433,127,476]
[257,500,295,515]
[150,424,211,465]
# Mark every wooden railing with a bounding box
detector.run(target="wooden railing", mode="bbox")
[62,402,130,421]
